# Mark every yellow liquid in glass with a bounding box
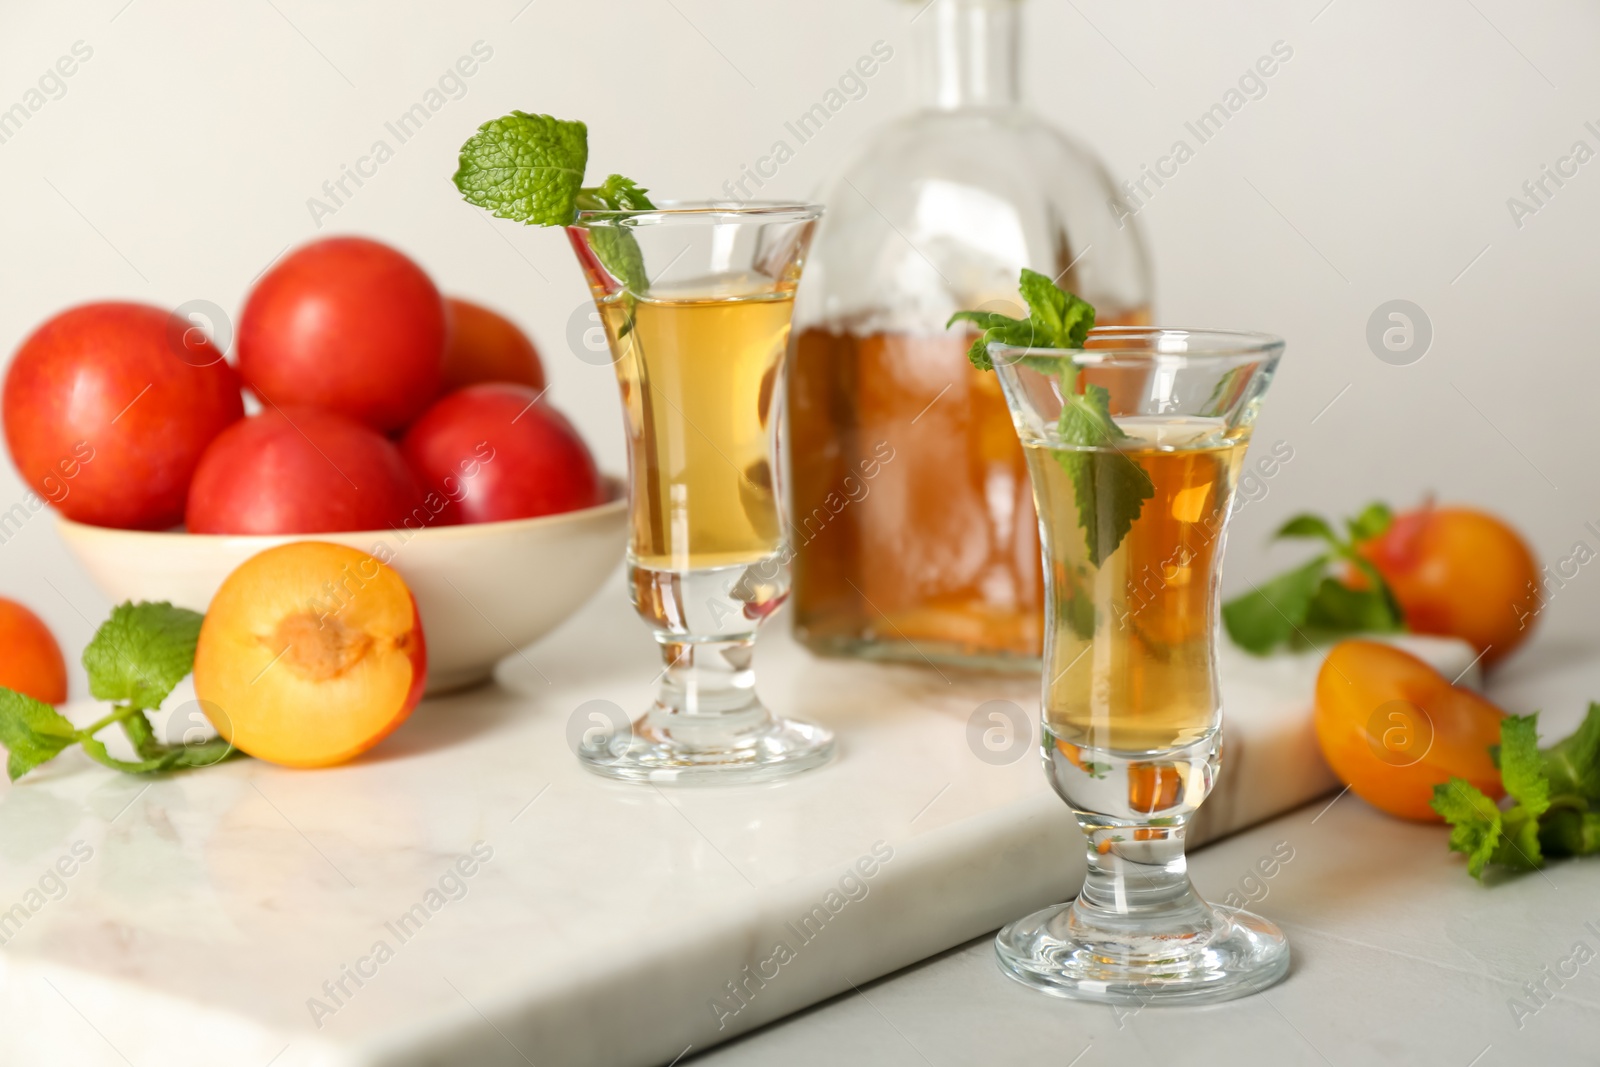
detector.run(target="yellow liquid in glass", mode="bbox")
[1028,417,1246,754]
[602,292,791,571]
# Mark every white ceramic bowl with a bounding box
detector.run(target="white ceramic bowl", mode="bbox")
[56,477,628,694]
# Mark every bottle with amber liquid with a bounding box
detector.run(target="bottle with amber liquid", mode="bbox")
[787,0,1153,669]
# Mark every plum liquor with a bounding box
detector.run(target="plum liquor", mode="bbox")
[1030,416,1246,785]
[568,203,833,783]
[598,286,793,628]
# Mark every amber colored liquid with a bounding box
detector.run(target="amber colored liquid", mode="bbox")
[787,311,1149,667]
[602,292,790,571]
[1029,421,1246,753]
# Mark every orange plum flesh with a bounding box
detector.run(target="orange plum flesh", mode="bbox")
[1314,640,1504,822]
[193,542,426,768]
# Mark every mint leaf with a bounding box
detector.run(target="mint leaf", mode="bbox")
[1543,702,1600,803]
[118,708,164,760]
[1275,514,1340,544]
[1224,502,1407,653]
[1441,705,1600,879]
[1056,384,1153,567]
[0,688,78,781]
[453,112,656,235]
[1058,382,1128,449]
[577,174,656,212]
[946,269,1094,371]
[454,111,589,226]
[589,227,650,297]
[1059,564,1097,641]
[1302,576,1404,636]
[84,602,203,713]
[1492,806,1545,871]
[573,173,658,300]
[946,311,1039,370]
[1222,555,1327,654]
[1017,268,1095,349]
[1499,714,1551,818]
[1345,501,1393,544]
[77,734,184,775]
[1343,554,1405,627]
[1540,809,1600,857]
[166,737,240,769]
[1432,779,1503,880]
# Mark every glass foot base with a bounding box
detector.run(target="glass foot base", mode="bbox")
[995,900,1290,1006]
[578,710,835,785]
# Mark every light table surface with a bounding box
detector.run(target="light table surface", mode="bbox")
[0,574,1571,1067]
[692,633,1600,1067]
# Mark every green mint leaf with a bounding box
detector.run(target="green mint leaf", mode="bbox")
[1226,502,1406,654]
[574,175,656,300]
[118,710,164,761]
[1345,501,1394,544]
[166,737,242,769]
[454,111,589,226]
[1222,555,1328,654]
[1540,809,1600,857]
[1274,514,1340,545]
[1058,563,1097,641]
[1577,814,1600,855]
[1344,554,1406,626]
[1492,806,1545,871]
[946,310,1040,371]
[77,734,184,775]
[589,227,650,297]
[946,270,1092,370]
[103,709,240,772]
[1498,714,1551,818]
[1303,576,1405,635]
[83,602,203,713]
[1431,779,1503,880]
[0,688,79,781]
[578,174,656,211]
[1059,382,1129,447]
[1056,384,1152,567]
[1542,701,1600,803]
[946,309,1027,334]
[1018,268,1095,348]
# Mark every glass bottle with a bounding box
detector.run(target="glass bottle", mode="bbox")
[787,0,1154,669]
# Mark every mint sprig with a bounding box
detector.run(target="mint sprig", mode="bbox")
[0,601,241,781]
[1222,502,1405,654]
[947,268,1095,370]
[453,111,657,298]
[949,270,1151,567]
[452,112,591,226]
[1057,385,1154,567]
[1433,705,1600,880]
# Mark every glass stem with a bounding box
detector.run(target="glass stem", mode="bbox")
[655,637,763,720]
[1073,814,1206,921]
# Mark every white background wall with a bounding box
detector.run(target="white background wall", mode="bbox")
[2,0,1596,692]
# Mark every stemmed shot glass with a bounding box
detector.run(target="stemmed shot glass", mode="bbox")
[989,328,1289,1003]
[566,203,835,784]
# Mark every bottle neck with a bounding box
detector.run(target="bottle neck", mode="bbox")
[913,0,1022,110]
